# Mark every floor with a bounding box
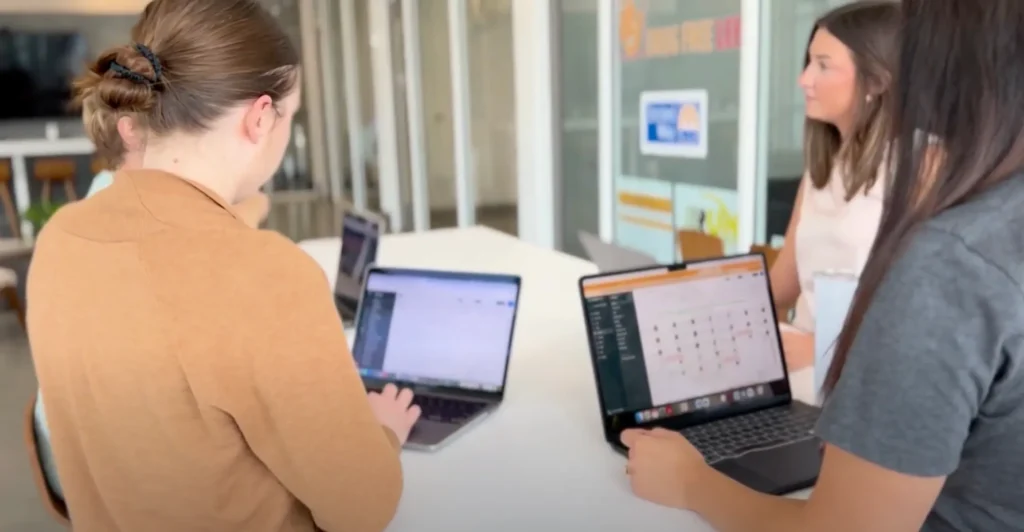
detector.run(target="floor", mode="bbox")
[0,200,516,531]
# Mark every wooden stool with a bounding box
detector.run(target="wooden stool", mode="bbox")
[33,158,78,203]
[1,267,24,330]
[677,230,724,261]
[0,161,20,239]
[750,243,781,270]
[750,243,790,320]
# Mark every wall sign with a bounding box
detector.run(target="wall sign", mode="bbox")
[639,89,709,159]
[619,0,741,61]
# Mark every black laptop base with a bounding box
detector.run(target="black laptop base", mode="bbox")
[611,402,823,495]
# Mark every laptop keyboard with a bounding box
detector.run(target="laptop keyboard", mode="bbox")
[412,395,488,424]
[681,404,819,464]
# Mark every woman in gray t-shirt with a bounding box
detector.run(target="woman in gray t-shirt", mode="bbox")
[619,2,1024,530]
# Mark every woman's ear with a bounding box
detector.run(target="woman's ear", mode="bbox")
[242,95,276,143]
[868,70,893,99]
[116,116,141,152]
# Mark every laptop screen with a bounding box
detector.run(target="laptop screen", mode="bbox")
[334,213,382,319]
[352,268,521,393]
[580,254,789,428]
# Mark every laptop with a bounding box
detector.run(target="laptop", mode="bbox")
[334,211,386,326]
[351,266,522,451]
[579,254,822,494]
[578,231,658,272]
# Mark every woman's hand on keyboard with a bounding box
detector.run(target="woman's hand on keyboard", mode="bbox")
[368,384,422,445]
[621,428,709,510]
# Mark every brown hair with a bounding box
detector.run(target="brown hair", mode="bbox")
[803,1,899,200]
[824,1,1024,393]
[73,0,300,167]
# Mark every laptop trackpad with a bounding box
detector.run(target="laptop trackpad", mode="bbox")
[727,438,822,494]
[407,420,460,448]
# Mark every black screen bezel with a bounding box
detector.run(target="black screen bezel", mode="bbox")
[353,266,522,401]
[577,252,794,441]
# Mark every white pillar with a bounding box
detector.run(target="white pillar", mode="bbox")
[314,0,344,202]
[448,0,476,227]
[401,0,430,232]
[597,0,616,242]
[736,0,765,251]
[340,0,368,211]
[297,0,329,195]
[369,0,404,230]
[513,0,557,247]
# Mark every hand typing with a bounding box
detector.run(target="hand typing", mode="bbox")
[621,428,710,510]
[367,383,422,445]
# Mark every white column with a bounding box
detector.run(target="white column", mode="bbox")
[369,0,404,230]
[597,0,616,241]
[314,0,344,202]
[736,0,764,252]
[401,0,430,232]
[297,0,329,195]
[340,0,368,211]
[448,0,476,227]
[754,0,773,244]
[513,0,556,247]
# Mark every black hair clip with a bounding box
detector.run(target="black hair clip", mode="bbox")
[108,43,163,88]
[133,43,162,82]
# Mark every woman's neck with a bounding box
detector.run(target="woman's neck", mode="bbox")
[140,136,241,203]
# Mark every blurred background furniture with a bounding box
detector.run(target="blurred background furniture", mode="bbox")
[33,158,77,203]
[750,243,781,270]
[1,266,24,329]
[0,160,20,238]
[677,229,725,261]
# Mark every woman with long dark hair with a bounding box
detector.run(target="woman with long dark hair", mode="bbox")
[619,2,1024,530]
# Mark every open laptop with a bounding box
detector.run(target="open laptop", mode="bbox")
[579,231,658,272]
[579,254,822,494]
[351,266,522,451]
[334,211,385,326]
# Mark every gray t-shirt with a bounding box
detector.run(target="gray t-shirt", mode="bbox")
[816,176,1024,531]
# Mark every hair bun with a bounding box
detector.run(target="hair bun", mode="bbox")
[73,44,162,167]
[74,44,161,114]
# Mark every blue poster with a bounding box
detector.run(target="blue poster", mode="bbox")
[638,89,709,159]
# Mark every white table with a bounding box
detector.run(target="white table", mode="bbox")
[299,226,815,532]
[0,137,96,240]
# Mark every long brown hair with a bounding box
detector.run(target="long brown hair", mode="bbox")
[823,0,1024,393]
[73,0,300,166]
[804,1,899,200]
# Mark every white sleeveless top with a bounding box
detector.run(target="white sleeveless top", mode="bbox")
[791,163,886,332]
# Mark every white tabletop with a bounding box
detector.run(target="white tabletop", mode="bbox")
[298,226,815,532]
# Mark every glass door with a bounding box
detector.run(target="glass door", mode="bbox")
[607,0,745,262]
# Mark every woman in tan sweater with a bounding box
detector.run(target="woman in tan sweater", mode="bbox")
[26,0,420,530]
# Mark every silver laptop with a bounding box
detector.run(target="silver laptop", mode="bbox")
[578,231,658,272]
[334,210,386,326]
[351,266,522,451]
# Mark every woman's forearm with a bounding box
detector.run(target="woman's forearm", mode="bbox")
[769,180,807,309]
[689,467,808,532]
